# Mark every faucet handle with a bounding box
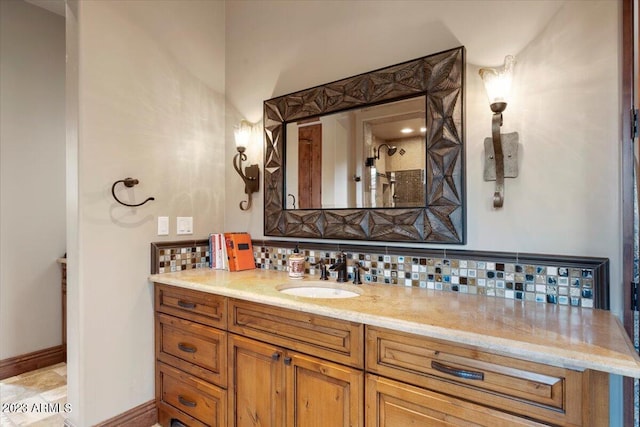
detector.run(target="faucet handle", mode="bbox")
[314,259,329,280]
[352,261,369,285]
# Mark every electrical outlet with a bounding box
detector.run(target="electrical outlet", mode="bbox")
[157,216,169,236]
[176,216,193,235]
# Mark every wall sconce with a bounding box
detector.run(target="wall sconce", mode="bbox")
[479,55,519,208]
[365,143,398,167]
[233,120,260,210]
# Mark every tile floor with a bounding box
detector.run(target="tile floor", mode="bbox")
[0,364,163,426]
[0,363,68,426]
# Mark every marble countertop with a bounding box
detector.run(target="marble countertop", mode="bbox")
[149,268,640,378]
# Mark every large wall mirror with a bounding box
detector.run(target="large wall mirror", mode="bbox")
[264,47,465,243]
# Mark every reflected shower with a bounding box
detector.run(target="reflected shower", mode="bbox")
[366,144,397,167]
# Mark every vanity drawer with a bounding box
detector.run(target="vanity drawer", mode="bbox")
[155,283,226,329]
[366,326,584,426]
[367,373,548,427]
[157,362,226,427]
[228,299,364,368]
[158,401,208,427]
[156,313,227,387]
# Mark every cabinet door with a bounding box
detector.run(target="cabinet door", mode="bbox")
[366,374,546,427]
[228,334,284,427]
[287,352,363,427]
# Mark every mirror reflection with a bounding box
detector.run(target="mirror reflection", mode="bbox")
[264,47,464,242]
[285,96,426,210]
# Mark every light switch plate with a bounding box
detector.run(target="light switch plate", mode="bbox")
[176,216,193,235]
[157,216,169,236]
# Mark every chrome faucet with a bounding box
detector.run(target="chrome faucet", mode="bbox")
[329,252,348,283]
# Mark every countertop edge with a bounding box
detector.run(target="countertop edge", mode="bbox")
[149,272,640,378]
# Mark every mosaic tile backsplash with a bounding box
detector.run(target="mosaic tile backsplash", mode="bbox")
[155,246,209,273]
[151,240,608,310]
[254,247,597,308]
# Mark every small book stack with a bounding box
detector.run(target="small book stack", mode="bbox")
[209,232,256,272]
[209,233,227,270]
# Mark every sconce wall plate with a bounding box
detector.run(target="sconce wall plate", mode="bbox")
[483,132,519,181]
[233,149,260,211]
[243,164,260,194]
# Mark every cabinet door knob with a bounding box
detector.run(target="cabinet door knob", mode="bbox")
[178,395,197,408]
[177,300,196,309]
[272,352,281,361]
[178,343,197,353]
[284,356,292,366]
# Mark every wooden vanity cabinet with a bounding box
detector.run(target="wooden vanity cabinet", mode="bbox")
[154,283,611,427]
[366,326,609,427]
[155,284,228,427]
[228,299,365,427]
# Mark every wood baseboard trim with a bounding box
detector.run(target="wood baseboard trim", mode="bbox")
[0,345,66,380]
[94,400,157,427]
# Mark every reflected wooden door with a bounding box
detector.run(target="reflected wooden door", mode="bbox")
[298,124,322,209]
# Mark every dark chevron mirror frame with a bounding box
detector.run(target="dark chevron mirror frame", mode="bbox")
[263,46,466,243]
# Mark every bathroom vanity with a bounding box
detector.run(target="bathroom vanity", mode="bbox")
[150,268,640,427]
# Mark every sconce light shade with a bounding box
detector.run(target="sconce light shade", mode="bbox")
[479,55,518,209]
[233,120,260,210]
[234,120,252,149]
[479,55,516,111]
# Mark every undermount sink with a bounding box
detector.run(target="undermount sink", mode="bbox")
[277,282,362,299]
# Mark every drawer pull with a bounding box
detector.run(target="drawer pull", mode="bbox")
[272,352,281,361]
[284,356,292,366]
[431,361,484,381]
[178,395,197,408]
[177,300,196,309]
[178,343,197,353]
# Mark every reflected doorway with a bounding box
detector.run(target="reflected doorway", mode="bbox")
[298,123,322,209]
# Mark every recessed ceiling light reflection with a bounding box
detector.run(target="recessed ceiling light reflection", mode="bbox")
[420,127,426,132]
[401,128,413,134]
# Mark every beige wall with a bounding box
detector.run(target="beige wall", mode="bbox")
[66,0,225,424]
[225,0,622,312]
[386,136,426,172]
[0,0,66,359]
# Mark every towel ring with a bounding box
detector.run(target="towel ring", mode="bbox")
[111,177,155,207]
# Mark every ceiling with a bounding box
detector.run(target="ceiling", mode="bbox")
[20,0,569,123]
[21,0,567,68]
[372,118,425,142]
